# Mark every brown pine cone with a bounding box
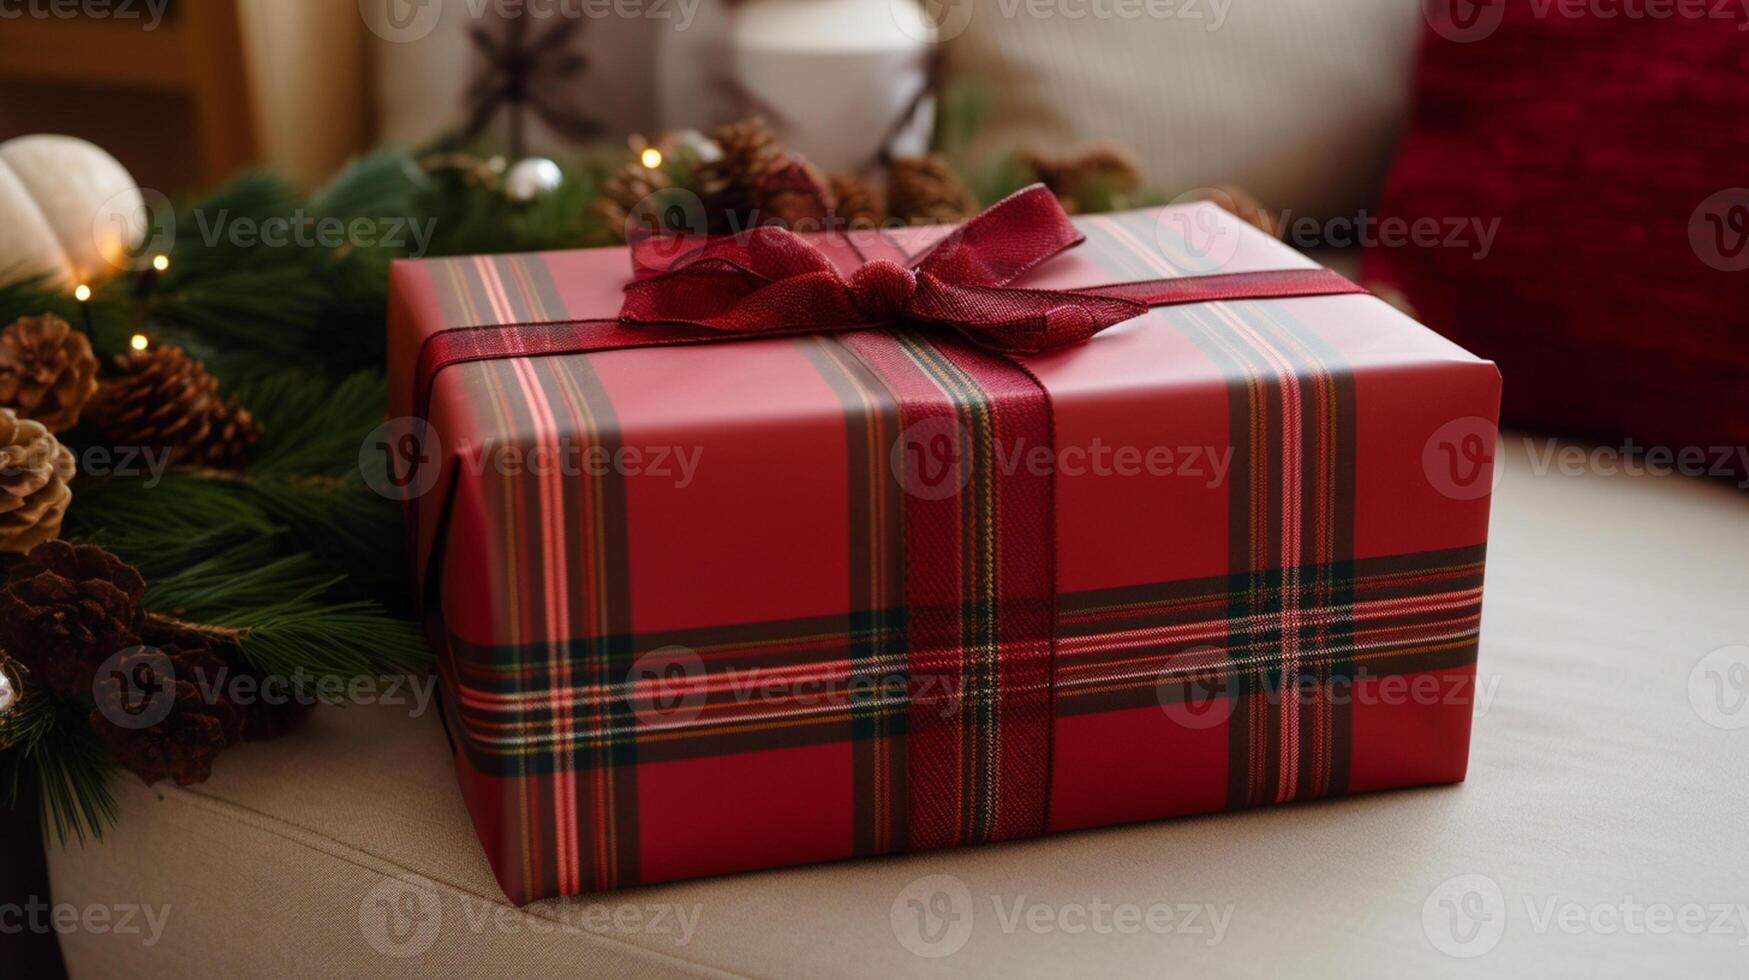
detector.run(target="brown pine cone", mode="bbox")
[696,117,784,232]
[1019,143,1144,214]
[754,154,836,231]
[136,615,312,743]
[829,172,888,229]
[87,344,262,470]
[0,408,75,555]
[888,155,980,226]
[91,642,242,786]
[595,160,673,242]
[1190,185,1283,239]
[0,539,144,698]
[0,314,99,433]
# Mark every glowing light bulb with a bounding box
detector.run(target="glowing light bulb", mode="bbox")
[152,254,170,272]
[73,284,92,302]
[640,147,663,170]
[129,333,149,351]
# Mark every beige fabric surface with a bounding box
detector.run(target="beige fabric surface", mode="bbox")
[943,0,1425,219]
[49,436,1749,978]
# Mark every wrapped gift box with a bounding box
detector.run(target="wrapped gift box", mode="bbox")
[387,196,1500,904]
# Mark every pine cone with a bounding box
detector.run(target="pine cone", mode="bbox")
[0,408,75,555]
[1190,185,1283,239]
[0,314,99,433]
[829,172,888,229]
[888,155,980,226]
[754,154,835,231]
[91,643,242,786]
[1019,143,1144,214]
[87,345,262,470]
[0,540,144,698]
[137,615,312,743]
[696,117,783,232]
[595,160,673,242]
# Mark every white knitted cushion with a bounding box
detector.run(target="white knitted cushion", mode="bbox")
[942,0,1424,218]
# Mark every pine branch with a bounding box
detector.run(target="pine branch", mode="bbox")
[1,702,118,847]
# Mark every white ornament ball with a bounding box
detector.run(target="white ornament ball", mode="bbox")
[0,135,147,288]
[504,157,564,204]
[0,664,16,717]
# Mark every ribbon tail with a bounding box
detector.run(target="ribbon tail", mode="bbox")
[910,276,1149,354]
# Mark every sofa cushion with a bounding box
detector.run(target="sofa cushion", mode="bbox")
[942,0,1423,219]
[1363,14,1749,461]
[48,436,1749,977]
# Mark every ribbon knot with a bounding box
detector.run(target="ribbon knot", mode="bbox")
[848,260,917,320]
[620,185,1151,355]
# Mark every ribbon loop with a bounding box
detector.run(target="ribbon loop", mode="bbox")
[619,185,1150,354]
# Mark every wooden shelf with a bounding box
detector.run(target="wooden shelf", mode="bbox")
[0,0,255,186]
[0,16,190,92]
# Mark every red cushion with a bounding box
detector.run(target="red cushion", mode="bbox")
[1363,9,1749,468]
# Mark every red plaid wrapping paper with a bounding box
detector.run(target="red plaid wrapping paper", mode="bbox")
[387,204,1501,904]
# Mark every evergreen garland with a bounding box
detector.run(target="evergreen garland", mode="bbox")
[0,144,623,844]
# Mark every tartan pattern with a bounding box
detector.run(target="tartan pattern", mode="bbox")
[441,544,1483,764]
[1081,211,1360,806]
[410,214,1493,901]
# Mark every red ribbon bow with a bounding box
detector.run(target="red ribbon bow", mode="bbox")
[622,185,1161,354]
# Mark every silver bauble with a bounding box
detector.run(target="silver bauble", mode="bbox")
[504,157,564,204]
